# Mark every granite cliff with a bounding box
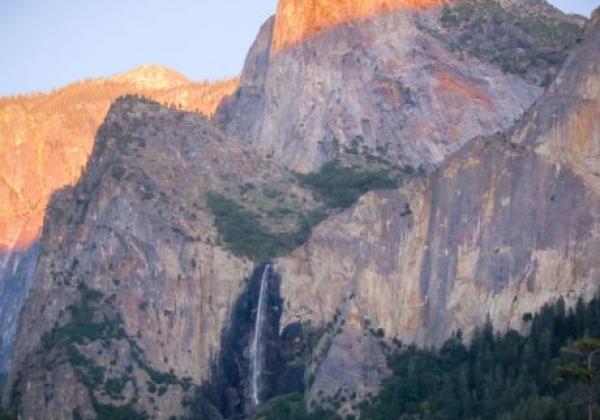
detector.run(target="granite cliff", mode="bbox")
[276,7,600,416]
[4,97,322,418]
[1,0,597,419]
[216,0,582,173]
[0,69,238,399]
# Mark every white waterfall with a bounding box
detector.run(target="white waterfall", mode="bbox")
[250,264,270,406]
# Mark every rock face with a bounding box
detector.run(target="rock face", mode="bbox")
[276,8,600,414]
[0,69,239,406]
[0,245,40,384]
[0,66,238,252]
[4,98,318,419]
[431,0,584,86]
[2,1,597,419]
[271,0,446,52]
[217,0,580,173]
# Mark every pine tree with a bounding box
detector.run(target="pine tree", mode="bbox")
[560,338,600,420]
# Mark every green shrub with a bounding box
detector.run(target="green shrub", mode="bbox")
[239,182,256,195]
[0,409,15,420]
[299,160,397,209]
[41,285,123,352]
[111,165,126,181]
[105,377,128,398]
[206,193,325,261]
[207,192,286,261]
[93,401,147,420]
[138,364,178,386]
[254,393,336,420]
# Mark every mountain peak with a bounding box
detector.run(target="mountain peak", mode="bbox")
[0,68,238,251]
[111,65,192,89]
[272,0,447,52]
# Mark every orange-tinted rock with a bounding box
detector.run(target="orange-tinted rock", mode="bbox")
[0,67,238,251]
[272,0,447,52]
[219,0,542,174]
[436,71,493,110]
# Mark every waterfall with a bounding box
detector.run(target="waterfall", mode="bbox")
[250,264,270,407]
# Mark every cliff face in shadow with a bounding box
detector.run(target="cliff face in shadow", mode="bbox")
[0,244,40,388]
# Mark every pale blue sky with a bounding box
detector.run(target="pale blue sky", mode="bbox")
[0,0,597,96]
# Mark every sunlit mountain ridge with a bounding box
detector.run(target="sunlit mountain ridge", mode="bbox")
[272,0,447,52]
[0,66,238,250]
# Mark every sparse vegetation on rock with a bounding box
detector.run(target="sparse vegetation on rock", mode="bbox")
[298,160,399,209]
[206,192,325,261]
[253,393,336,420]
[437,0,583,86]
[32,284,193,419]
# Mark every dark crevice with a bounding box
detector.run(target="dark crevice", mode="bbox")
[191,263,313,419]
